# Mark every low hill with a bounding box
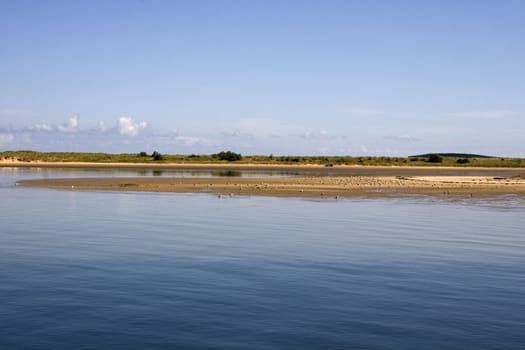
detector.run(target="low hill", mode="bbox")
[410,153,494,159]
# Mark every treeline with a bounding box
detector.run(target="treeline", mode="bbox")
[1,150,525,168]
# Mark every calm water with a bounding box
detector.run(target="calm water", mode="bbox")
[1,169,525,349]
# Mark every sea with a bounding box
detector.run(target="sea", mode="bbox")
[1,167,525,350]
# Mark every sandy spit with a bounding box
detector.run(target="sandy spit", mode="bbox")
[17,175,525,199]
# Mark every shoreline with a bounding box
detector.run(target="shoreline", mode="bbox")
[18,175,525,199]
[2,160,524,175]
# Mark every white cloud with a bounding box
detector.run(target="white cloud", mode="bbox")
[0,133,15,145]
[341,107,383,116]
[117,117,148,136]
[57,116,79,133]
[449,110,517,119]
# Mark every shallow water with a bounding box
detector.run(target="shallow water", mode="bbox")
[0,167,296,187]
[1,169,525,349]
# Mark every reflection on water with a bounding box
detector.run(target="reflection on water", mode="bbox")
[0,167,296,188]
[211,170,242,177]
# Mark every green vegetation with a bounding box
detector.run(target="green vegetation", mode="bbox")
[426,154,443,163]
[1,150,525,168]
[212,151,242,162]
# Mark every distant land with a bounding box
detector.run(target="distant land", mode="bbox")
[1,150,525,168]
[410,153,493,159]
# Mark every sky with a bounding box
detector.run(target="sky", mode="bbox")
[1,0,524,156]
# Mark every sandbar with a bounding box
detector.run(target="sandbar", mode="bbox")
[18,175,525,199]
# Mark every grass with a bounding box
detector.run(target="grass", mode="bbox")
[1,150,525,168]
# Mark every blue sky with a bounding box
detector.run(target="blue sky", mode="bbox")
[1,0,524,156]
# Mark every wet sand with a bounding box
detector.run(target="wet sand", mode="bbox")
[18,175,525,199]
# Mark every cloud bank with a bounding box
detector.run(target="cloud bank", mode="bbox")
[1,114,524,157]
[1,116,150,153]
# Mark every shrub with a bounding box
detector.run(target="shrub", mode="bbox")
[456,158,470,164]
[213,151,242,162]
[152,151,163,161]
[139,151,149,157]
